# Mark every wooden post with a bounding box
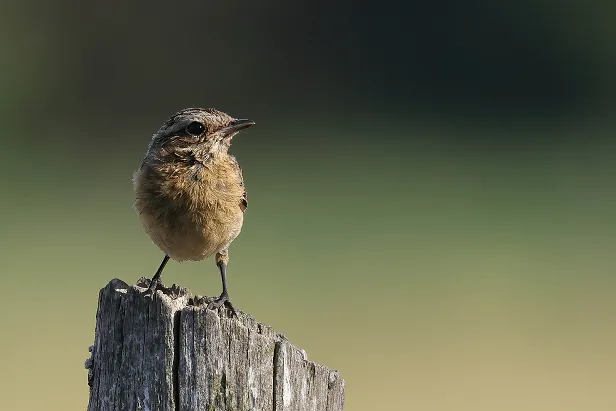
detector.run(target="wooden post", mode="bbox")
[85,279,345,411]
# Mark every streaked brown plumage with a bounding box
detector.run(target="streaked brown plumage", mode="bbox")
[133,108,254,313]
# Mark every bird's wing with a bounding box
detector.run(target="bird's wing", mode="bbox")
[230,155,248,212]
[240,190,248,212]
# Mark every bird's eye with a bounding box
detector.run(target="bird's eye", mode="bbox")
[185,121,206,136]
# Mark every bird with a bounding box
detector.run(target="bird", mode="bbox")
[133,108,255,314]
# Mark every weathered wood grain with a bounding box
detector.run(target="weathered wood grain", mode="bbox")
[85,279,344,411]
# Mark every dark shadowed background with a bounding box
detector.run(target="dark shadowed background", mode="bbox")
[1,1,615,410]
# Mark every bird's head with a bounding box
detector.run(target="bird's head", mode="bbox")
[148,108,254,158]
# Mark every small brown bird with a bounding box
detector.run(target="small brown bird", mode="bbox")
[133,108,255,313]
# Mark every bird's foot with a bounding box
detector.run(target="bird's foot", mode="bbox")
[207,292,237,317]
[137,277,182,299]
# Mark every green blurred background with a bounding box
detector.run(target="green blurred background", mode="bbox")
[1,1,615,410]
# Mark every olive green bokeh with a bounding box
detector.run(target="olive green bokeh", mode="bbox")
[1,1,615,410]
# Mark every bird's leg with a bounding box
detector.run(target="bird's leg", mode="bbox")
[207,251,236,315]
[142,254,172,298]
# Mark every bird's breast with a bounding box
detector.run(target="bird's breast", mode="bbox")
[134,157,245,261]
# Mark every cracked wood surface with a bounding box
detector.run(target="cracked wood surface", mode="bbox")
[86,279,345,411]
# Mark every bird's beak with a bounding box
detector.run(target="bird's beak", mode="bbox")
[220,119,255,136]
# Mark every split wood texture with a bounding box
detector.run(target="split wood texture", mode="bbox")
[85,279,345,411]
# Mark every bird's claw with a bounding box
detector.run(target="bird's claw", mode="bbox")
[138,277,181,299]
[207,293,237,317]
